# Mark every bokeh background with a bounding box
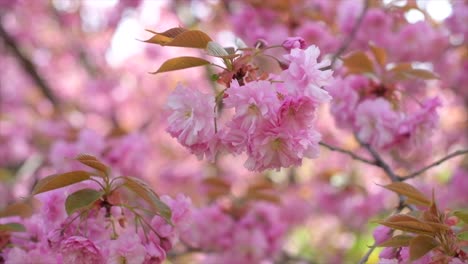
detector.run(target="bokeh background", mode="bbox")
[1,0,467,263]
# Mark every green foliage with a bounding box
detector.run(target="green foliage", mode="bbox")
[454,210,468,224]
[121,176,172,224]
[378,182,465,261]
[0,223,26,232]
[65,188,104,215]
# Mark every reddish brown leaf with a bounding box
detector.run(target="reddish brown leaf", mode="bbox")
[246,191,280,204]
[343,51,374,74]
[0,200,34,218]
[145,29,212,49]
[385,214,422,223]
[369,43,387,67]
[409,235,439,261]
[378,220,435,235]
[76,154,108,175]
[32,171,92,195]
[382,182,431,207]
[247,180,275,192]
[403,69,439,80]
[377,235,413,247]
[151,57,210,74]
[166,30,212,48]
[145,27,187,38]
[203,177,231,190]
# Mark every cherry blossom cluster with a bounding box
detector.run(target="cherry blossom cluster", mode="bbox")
[181,202,287,263]
[327,76,441,151]
[1,186,191,264]
[48,129,150,177]
[166,42,333,171]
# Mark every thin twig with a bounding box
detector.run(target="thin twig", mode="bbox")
[358,244,376,264]
[400,149,468,181]
[0,18,59,108]
[319,141,375,165]
[325,0,370,70]
[356,137,399,182]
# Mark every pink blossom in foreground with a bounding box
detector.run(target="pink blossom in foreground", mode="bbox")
[60,236,103,264]
[245,121,321,171]
[107,231,146,264]
[277,96,317,130]
[224,80,280,133]
[281,46,333,101]
[166,83,216,159]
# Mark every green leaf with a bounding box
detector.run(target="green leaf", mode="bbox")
[145,29,212,49]
[377,235,413,247]
[0,200,34,218]
[409,235,439,261]
[457,231,468,241]
[32,171,92,195]
[151,57,210,74]
[343,51,374,74]
[121,176,172,224]
[382,182,431,207]
[0,223,26,232]
[454,210,468,224]
[65,189,104,215]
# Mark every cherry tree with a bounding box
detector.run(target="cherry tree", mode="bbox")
[1,0,467,263]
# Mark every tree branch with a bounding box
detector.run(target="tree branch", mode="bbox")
[357,244,376,264]
[400,149,468,181]
[325,0,370,70]
[319,141,375,165]
[356,137,399,182]
[0,19,59,108]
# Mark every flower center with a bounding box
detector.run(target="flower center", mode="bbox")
[248,104,260,115]
[270,138,282,151]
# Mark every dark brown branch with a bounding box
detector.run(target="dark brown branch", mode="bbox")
[319,141,375,165]
[0,19,59,108]
[400,149,468,181]
[355,136,399,182]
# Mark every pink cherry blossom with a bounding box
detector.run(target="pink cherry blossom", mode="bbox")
[281,46,333,101]
[372,225,392,244]
[245,121,321,171]
[282,36,306,51]
[166,83,216,158]
[107,231,146,264]
[224,80,280,133]
[355,98,401,148]
[60,236,103,264]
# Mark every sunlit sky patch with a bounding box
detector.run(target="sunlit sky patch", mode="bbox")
[104,0,454,66]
